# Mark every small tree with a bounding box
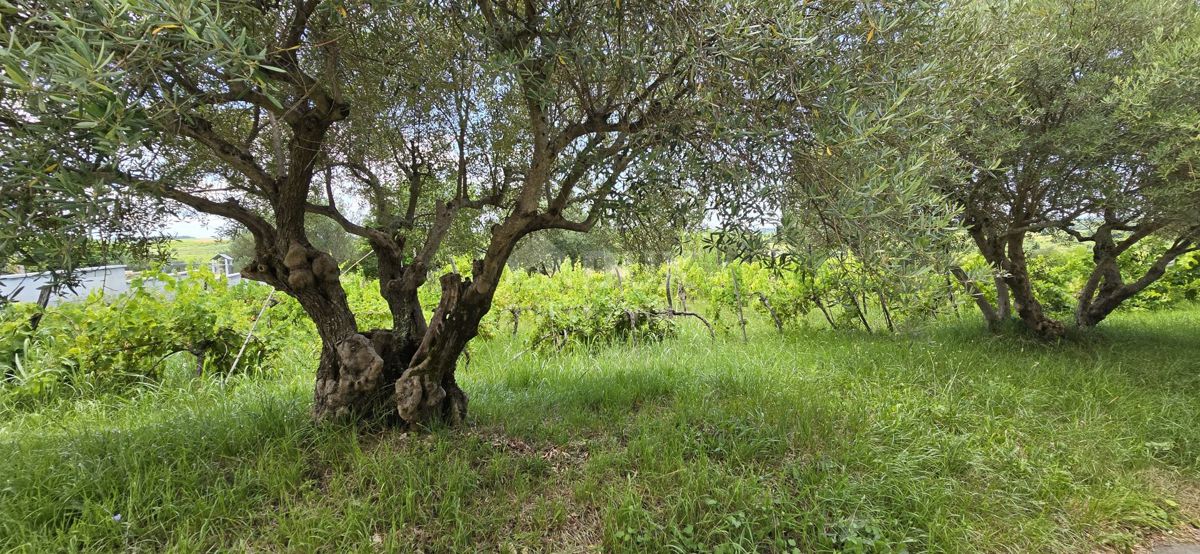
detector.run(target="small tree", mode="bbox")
[935,0,1200,337]
[1,0,875,424]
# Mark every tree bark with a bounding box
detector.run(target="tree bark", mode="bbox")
[877,288,895,333]
[388,214,533,426]
[237,234,438,425]
[665,268,674,312]
[994,276,1012,321]
[731,266,748,342]
[964,221,1064,339]
[845,287,872,332]
[944,274,961,317]
[756,292,784,334]
[950,266,1001,327]
[1000,233,1065,339]
[813,294,837,329]
[1075,229,1195,328]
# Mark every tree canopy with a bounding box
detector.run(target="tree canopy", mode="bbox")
[3,0,920,423]
[932,0,1200,336]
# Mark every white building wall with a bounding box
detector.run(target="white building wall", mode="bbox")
[2,259,245,306]
[0,265,129,305]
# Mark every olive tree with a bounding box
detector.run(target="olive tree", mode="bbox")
[935,0,1200,337]
[1,0,865,424]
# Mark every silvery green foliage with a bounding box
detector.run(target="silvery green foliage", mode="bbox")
[0,0,270,279]
[0,0,954,287]
[927,0,1200,331]
[0,0,823,257]
[708,1,965,317]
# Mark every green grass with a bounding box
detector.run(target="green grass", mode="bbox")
[2,310,1199,552]
[169,238,230,264]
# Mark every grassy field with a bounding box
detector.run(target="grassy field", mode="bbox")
[1,309,1198,552]
[168,238,230,264]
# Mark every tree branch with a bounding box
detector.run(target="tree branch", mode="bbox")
[174,116,276,191]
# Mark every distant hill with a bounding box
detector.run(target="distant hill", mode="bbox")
[170,238,228,264]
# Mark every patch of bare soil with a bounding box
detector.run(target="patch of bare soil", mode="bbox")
[475,429,603,553]
[1135,527,1200,554]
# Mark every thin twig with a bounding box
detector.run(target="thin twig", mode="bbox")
[653,309,715,339]
[229,290,275,373]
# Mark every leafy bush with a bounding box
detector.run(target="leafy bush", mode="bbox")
[0,271,289,403]
[492,262,675,349]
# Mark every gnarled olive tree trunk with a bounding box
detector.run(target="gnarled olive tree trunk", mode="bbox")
[998,233,1065,338]
[300,260,479,426]
[385,219,528,425]
[964,221,1066,339]
[239,238,409,422]
[241,213,535,427]
[1074,226,1196,329]
[962,216,1197,336]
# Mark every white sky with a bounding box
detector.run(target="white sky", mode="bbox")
[162,214,226,239]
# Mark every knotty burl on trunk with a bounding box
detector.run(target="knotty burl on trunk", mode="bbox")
[240,179,590,426]
[241,245,470,425]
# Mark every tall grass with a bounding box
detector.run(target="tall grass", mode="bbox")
[1,309,1198,552]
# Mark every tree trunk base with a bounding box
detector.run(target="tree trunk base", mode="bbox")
[394,370,468,426]
[1026,316,1066,340]
[311,330,469,427]
[312,334,388,421]
[1075,311,1106,330]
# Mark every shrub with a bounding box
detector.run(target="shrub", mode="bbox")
[0,271,286,403]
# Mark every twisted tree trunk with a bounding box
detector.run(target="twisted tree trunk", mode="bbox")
[1000,233,1065,338]
[950,266,1001,327]
[240,229,488,426]
[964,221,1064,339]
[993,276,1012,321]
[1075,227,1195,329]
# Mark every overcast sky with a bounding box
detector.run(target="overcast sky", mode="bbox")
[163,214,225,239]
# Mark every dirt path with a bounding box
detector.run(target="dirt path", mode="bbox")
[1150,546,1200,554]
[1140,527,1200,554]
